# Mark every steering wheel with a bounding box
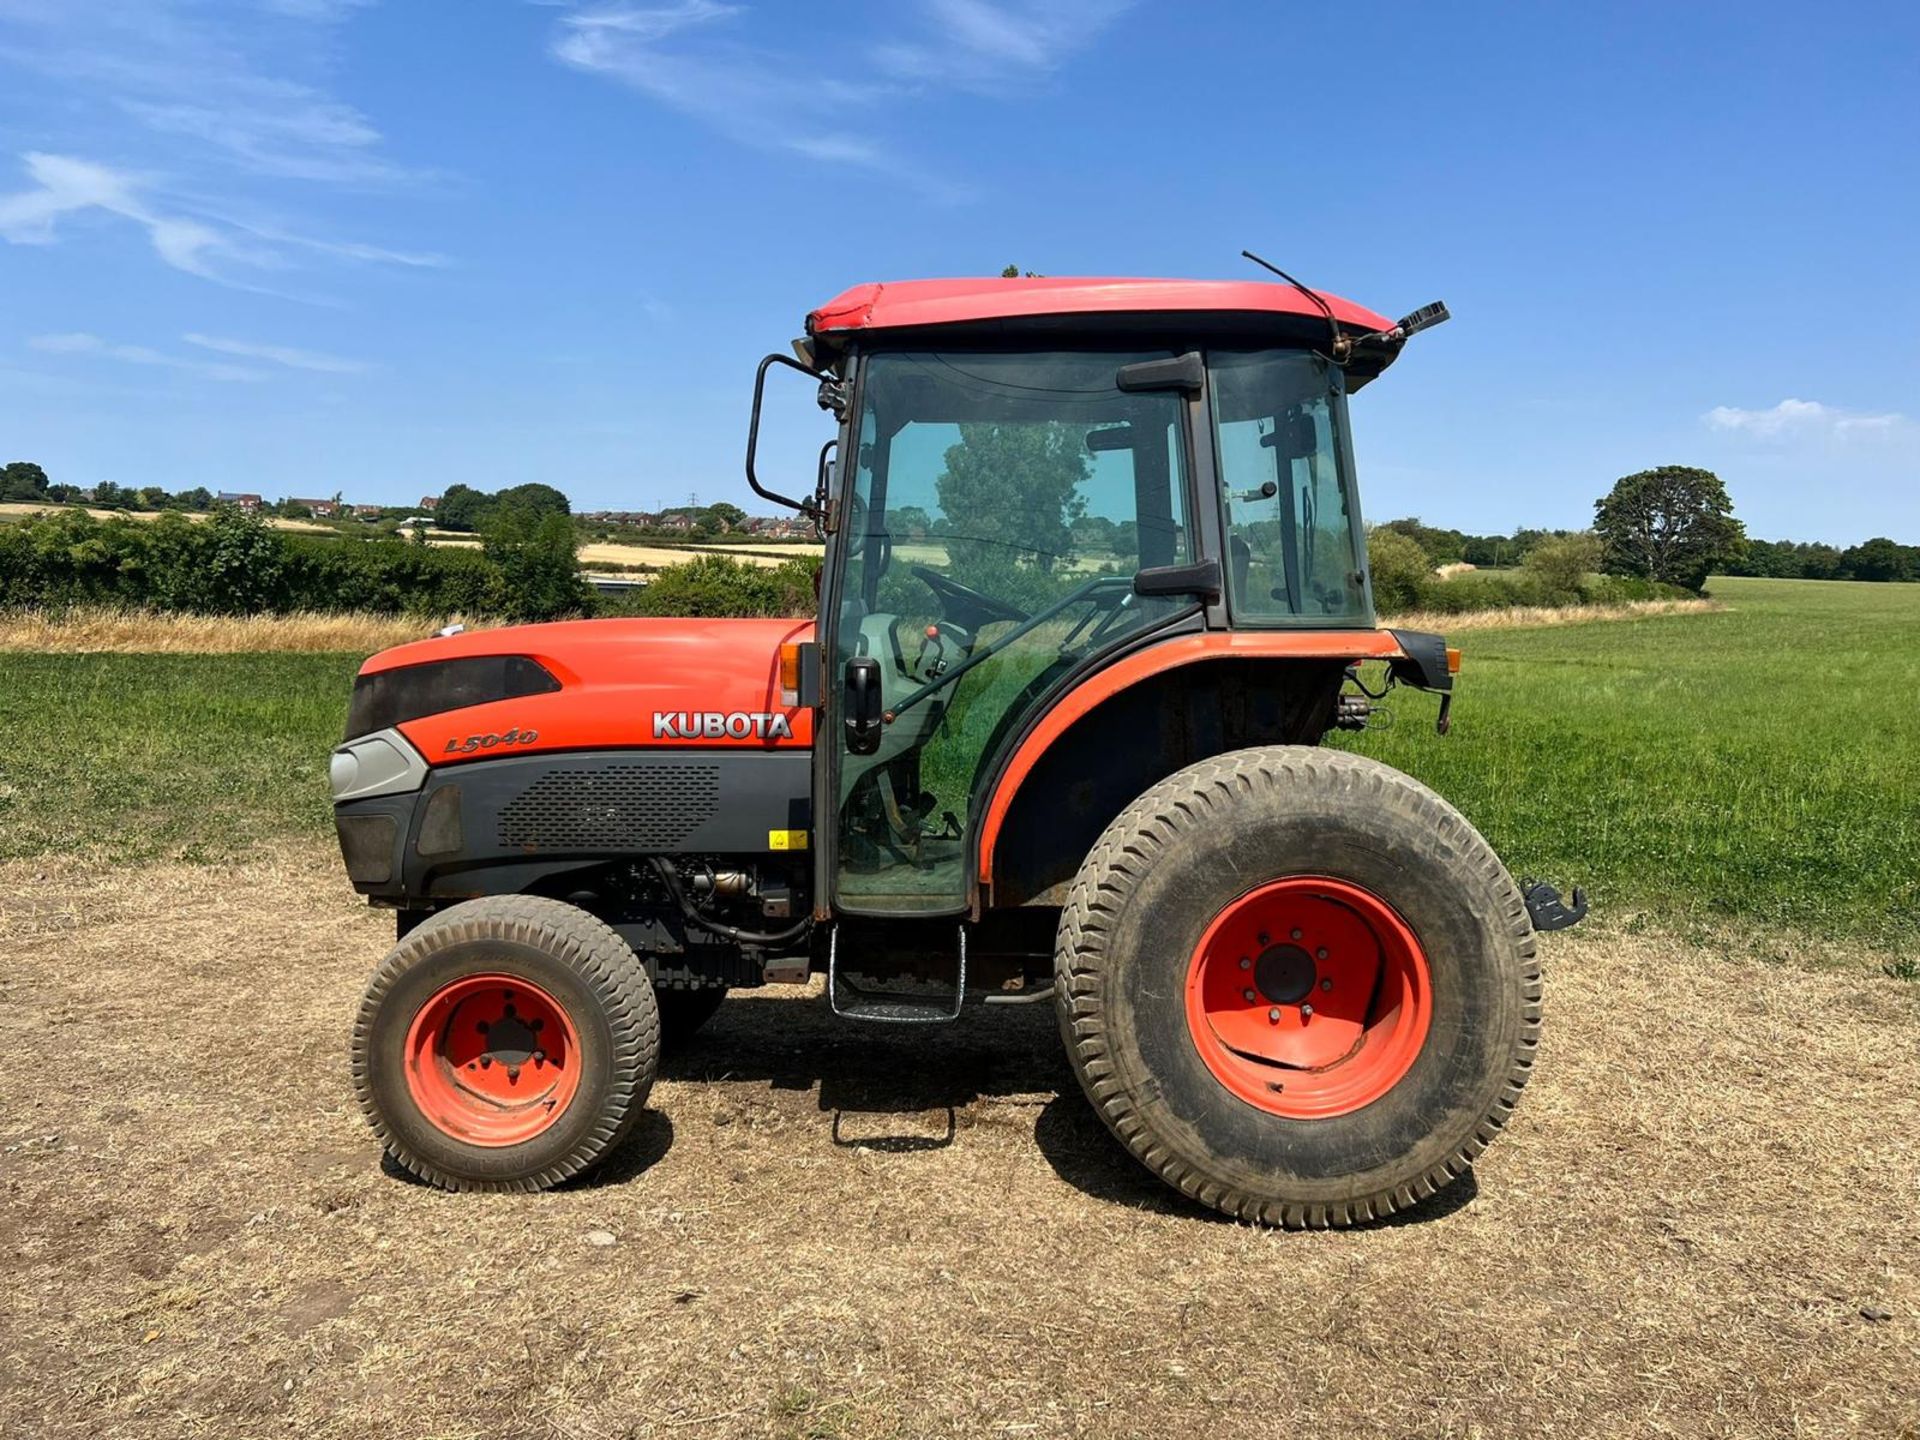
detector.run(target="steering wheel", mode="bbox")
[911,565,1028,628]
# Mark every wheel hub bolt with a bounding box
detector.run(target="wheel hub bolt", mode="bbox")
[479,1056,492,1069]
[1239,956,1251,970]
[1320,978,1333,991]
[506,1065,521,1082]
[1268,1008,1280,1023]
[1258,932,1270,946]
[1316,947,1328,960]
[1300,1003,1314,1021]
[1243,988,1258,1003]
[1290,929,1303,941]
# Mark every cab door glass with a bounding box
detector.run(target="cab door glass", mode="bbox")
[1210,351,1371,624]
[834,349,1191,912]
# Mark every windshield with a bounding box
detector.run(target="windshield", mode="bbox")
[1210,350,1372,625]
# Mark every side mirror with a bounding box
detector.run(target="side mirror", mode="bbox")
[1133,558,1221,602]
[814,440,836,527]
[746,352,835,517]
[844,656,884,755]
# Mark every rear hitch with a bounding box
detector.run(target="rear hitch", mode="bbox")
[1521,878,1588,932]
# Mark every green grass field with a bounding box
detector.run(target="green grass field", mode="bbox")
[1337,576,1919,954]
[0,652,358,862]
[3,576,1914,954]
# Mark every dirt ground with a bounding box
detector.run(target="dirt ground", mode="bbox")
[1,847,1914,1440]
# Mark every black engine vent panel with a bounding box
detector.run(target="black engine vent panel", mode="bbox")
[497,764,720,850]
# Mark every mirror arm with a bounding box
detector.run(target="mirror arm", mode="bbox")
[746,352,831,516]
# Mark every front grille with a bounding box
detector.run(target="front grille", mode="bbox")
[497,765,720,850]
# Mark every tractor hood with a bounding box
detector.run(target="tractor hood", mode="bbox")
[349,616,816,765]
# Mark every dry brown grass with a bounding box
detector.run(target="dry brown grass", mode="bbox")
[0,606,463,654]
[1,842,1913,1439]
[1382,596,1719,633]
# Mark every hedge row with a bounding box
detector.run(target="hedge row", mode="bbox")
[1366,528,1691,614]
[0,508,551,619]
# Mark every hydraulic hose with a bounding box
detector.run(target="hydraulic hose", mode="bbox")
[646,857,813,948]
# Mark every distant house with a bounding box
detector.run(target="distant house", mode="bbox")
[418,495,440,512]
[291,498,340,519]
[216,491,264,513]
[746,515,812,538]
[351,504,383,520]
[656,513,696,532]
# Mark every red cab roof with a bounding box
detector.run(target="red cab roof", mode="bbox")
[807,276,1395,340]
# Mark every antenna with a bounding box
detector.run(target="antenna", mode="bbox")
[1242,249,1350,363]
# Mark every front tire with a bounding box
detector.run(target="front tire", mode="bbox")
[352,895,660,1192]
[1054,747,1541,1228]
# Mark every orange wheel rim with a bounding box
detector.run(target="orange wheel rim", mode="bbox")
[403,973,582,1146]
[1184,876,1432,1119]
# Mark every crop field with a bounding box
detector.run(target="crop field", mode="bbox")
[0,500,337,532]
[0,577,1915,1438]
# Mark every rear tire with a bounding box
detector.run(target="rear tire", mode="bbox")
[1054,746,1541,1228]
[352,895,660,1192]
[654,986,727,1052]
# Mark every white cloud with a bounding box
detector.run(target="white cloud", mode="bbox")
[551,3,922,184]
[547,1,1134,191]
[0,150,439,291]
[0,153,224,277]
[182,332,370,374]
[874,0,1137,91]
[28,332,262,382]
[1704,398,1906,440]
[0,0,409,185]
[0,1,437,292]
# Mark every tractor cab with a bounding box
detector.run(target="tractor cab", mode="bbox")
[760,278,1434,919]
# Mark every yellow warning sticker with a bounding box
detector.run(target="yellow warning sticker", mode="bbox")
[768,829,809,851]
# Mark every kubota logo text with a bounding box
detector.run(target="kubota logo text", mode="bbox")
[653,711,793,740]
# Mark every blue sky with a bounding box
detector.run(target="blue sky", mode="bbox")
[1,1,1914,543]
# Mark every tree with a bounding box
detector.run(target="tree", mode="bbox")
[1593,466,1744,592]
[705,501,746,532]
[1839,537,1919,583]
[1365,527,1433,613]
[196,507,286,614]
[482,503,590,621]
[936,422,1089,576]
[493,482,570,520]
[1523,531,1603,600]
[1,461,50,501]
[92,480,127,509]
[1378,516,1467,565]
[435,483,489,532]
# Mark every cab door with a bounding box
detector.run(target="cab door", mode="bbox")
[817,347,1197,916]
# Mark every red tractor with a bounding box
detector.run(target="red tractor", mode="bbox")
[335,272,1581,1225]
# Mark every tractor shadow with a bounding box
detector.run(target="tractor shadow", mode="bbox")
[651,989,1478,1228]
